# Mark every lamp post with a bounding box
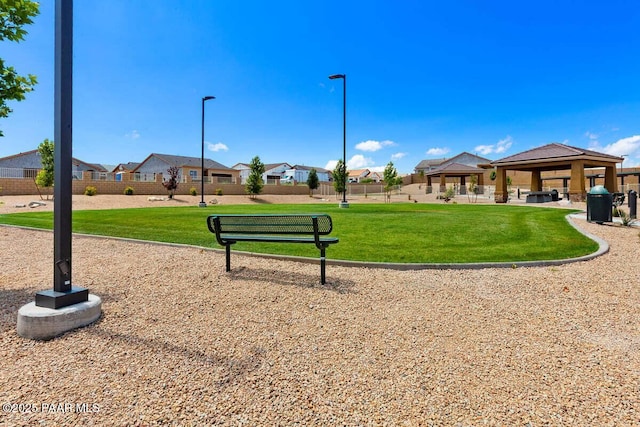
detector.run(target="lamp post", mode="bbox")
[329,73,348,208]
[200,95,215,207]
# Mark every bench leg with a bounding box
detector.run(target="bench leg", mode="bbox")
[320,247,326,285]
[225,245,231,272]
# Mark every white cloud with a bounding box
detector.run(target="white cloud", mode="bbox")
[585,131,599,141]
[207,142,228,152]
[426,147,449,156]
[474,145,493,155]
[391,152,407,160]
[347,154,374,169]
[599,135,640,158]
[474,136,513,156]
[355,139,395,152]
[325,159,338,170]
[125,130,140,140]
[587,135,640,166]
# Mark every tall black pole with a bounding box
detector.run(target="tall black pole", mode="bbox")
[199,96,214,207]
[54,0,73,292]
[329,74,348,207]
[36,0,88,309]
[341,75,347,204]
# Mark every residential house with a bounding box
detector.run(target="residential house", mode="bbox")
[282,165,331,183]
[414,158,449,173]
[111,162,140,173]
[348,169,370,183]
[112,162,140,181]
[414,152,492,174]
[232,162,292,184]
[368,171,383,183]
[0,149,106,179]
[134,153,238,183]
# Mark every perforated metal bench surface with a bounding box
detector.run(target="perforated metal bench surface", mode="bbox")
[207,214,339,284]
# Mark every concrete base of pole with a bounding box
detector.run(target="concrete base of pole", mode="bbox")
[198,202,207,207]
[17,294,102,340]
[339,201,350,208]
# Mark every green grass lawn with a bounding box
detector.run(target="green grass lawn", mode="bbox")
[0,203,597,263]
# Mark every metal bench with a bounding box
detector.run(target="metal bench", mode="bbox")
[207,214,339,284]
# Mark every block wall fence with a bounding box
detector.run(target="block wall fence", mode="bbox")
[0,172,310,196]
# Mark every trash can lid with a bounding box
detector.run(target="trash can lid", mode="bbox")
[589,185,609,194]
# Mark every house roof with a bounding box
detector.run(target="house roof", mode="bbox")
[425,162,484,176]
[415,158,448,169]
[445,151,492,165]
[291,165,330,173]
[263,163,292,172]
[141,153,233,170]
[491,143,623,166]
[112,162,140,172]
[0,149,108,171]
[348,169,370,177]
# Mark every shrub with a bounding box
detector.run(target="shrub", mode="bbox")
[443,186,455,201]
[215,188,223,196]
[189,187,197,196]
[124,186,134,195]
[617,209,637,227]
[84,186,97,196]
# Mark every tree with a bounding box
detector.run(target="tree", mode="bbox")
[1,0,39,137]
[332,160,346,198]
[35,138,54,198]
[383,161,402,203]
[306,168,319,197]
[467,174,478,203]
[162,166,180,198]
[245,155,265,199]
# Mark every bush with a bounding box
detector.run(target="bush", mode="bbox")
[124,186,134,195]
[215,188,223,196]
[189,187,197,196]
[84,186,97,196]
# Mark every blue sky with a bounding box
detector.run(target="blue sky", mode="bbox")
[2,0,640,173]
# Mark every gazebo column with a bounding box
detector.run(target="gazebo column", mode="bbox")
[426,176,432,193]
[459,176,466,194]
[439,174,447,193]
[530,169,542,191]
[494,167,508,203]
[569,160,586,202]
[604,164,619,193]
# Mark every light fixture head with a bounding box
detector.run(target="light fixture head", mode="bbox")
[328,74,345,80]
[203,96,215,101]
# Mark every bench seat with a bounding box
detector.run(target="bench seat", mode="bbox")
[207,214,339,284]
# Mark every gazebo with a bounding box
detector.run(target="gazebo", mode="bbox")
[425,162,486,194]
[490,143,623,203]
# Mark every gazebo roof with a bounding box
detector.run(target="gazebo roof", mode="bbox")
[491,143,623,166]
[425,162,484,176]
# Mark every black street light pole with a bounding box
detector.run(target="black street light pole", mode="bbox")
[199,96,215,207]
[329,73,348,208]
[35,0,88,309]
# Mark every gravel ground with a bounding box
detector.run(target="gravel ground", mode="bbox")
[0,193,639,426]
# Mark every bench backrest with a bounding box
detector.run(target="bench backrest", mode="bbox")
[207,214,333,236]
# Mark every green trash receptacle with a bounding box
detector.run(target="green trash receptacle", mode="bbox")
[586,185,612,224]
